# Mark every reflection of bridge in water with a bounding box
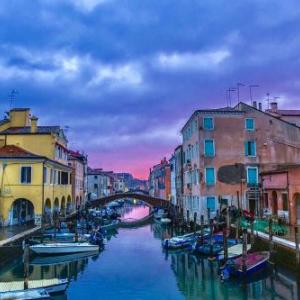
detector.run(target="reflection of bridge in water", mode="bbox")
[90,193,170,227]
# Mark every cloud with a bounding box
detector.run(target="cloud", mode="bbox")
[70,0,110,12]
[156,49,231,71]
[88,63,143,89]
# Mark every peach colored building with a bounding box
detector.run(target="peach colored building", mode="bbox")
[261,166,300,226]
[149,158,171,200]
[181,101,300,222]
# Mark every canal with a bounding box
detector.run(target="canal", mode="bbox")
[0,204,299,299]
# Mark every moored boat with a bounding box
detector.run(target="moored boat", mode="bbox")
[232,251,270,276]
[221,251,270,279]
[0,278,68,295]
[217,244,251,261]
[0,288,49,299]
[30,242,99,255]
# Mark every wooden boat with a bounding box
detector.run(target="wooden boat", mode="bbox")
[192,238,237,255]
[30,242,99,255]
[232,251,270,276]
[0,278,68,295]
[0,288,49,299]
[217,244,251,260]
[163,230,209,250]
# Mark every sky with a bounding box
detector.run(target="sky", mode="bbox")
[1,0,300,179]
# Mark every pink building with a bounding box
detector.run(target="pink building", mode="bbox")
[262,166,300,225]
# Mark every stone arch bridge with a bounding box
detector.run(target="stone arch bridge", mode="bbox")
[90,193,170,208]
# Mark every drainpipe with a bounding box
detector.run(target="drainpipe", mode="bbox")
[287,171,291,225]
[41,160,46,229]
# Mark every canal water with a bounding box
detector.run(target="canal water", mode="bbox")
[0,204,299,299]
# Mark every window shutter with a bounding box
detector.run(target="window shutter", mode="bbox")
[244,141,249,156]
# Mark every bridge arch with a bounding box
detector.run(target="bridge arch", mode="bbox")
[90,193,169,208]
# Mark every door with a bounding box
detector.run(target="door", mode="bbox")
[296,195,300,225]
[272,191,278,215]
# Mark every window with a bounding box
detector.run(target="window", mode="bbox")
[21,166,32,184]
[205,167,215,185]
[204,139,215,157]
[247,167,258,185]
[207,197,216,211]
[61,172,69,185]
[203,117,214,130]
[50,169,53,184]
[282,193,288,211]
[245,140,256,157]
[245,118,255,131]
[43,167,47,184]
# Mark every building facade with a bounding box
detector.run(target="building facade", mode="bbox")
[0,108,73,226]
[68,150,88,210]
[181,102,300,222]
[87,168,113,200]
[149,158,171,200]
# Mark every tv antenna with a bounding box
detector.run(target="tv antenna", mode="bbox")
[8,89,19,108]
[249,85,259,106]
[227,88,236,107]
[265,93,271,109]
[237,82,245,103]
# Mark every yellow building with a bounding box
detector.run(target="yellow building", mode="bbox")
[0,108,73,226]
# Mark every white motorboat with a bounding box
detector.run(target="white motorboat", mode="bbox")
[30,242,99,255]
[0,288,49,300]
[160,218,172,225]
[0,278,68,295]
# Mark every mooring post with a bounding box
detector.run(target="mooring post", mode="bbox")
[295,226,300,264]
[209,218,214,257]
[200,215,204,245]
[193,212,197,232]
[75,217,79,242]
[250,219,255,247]
[269,217,274,261]
[23,242,29,290]
[235,208,240,242]
[223,224,228,263]
[187,210,190,229]
[242,228,248,274]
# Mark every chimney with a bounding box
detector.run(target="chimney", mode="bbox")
[253,101,257,109]
[258,102,262,111]
[270,102,278,112]
[30,116,38,133]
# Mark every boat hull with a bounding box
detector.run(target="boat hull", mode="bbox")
[30,243,99,255]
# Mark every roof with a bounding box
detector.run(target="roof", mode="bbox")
[236,102,300,129]
[181,106,245,132]
[0,145,43,158]
[272,110,300,116]
[10,108,30,112]
[0,145,72,170]
[0,126,61,135]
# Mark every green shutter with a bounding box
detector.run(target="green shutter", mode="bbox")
[244,141,249,156]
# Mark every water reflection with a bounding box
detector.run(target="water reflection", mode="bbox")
[119,203,150,222]
[0,205,300,300]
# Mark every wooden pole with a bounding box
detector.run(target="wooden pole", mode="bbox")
[209,218,214,257]
[23,242,29,290]
[269,217,274,260]
[200,215,204,245]
[193,212,197,233]
[250,219,255,247]
[295,226,300,264]
[223,225,228,263]
[242,228,248,274]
